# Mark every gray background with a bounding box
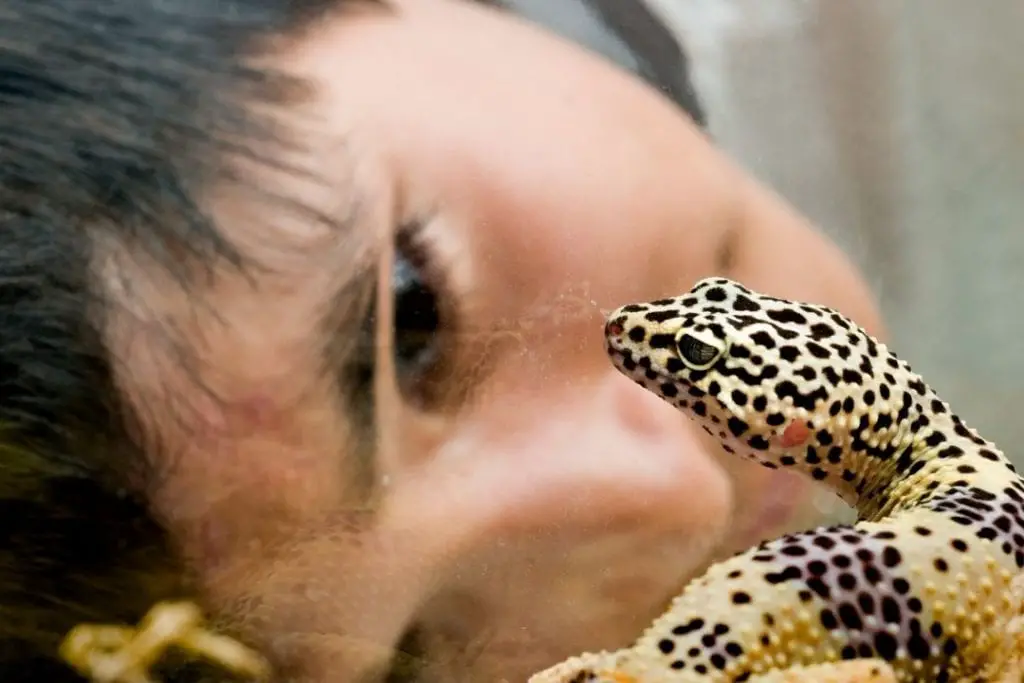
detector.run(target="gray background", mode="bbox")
[647,0,1024,456]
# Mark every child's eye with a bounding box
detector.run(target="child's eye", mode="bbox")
[346,221,452,412]
[390,222,451,405]
[392,248,441,377]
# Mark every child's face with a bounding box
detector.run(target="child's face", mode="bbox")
[105,1,865,681]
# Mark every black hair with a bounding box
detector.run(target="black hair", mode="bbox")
[0,2,377,681]
[489,0,708,126]
[583,0,707,126]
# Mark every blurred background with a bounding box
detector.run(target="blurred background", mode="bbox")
[643,0,1024,456]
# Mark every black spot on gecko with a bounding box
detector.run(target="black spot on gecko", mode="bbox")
[778,345,800,362]
[809,322,834,339]
[907,378,927,395]
[672,618,704,635]
[732,295,760,311]
[750,331,776,349]
[731,591,752,605]
[704,287,727,302]
[643,309,679,323]
[837,603,863,630]
[727,417,749,438]
[647,333,676,349]
[841,369,862,385]
[665,357,685,374]
[880,548,905,569]
[774,380,828,412]
[766,308,807,325]
[765,566,801,584]
[627,326,647,342]
[747,435,771,450]
[874,632,899,661]
[806,578,831,600]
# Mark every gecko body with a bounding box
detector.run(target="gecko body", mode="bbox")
[529,277,1024,683]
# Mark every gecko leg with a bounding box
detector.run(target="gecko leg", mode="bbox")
[529,654,898,683]
[527,650,642,683]
[746,660,897,683]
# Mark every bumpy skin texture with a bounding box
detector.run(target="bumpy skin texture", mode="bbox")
[529,277,1024,683]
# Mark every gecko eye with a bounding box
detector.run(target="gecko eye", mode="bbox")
[675,330,727,370]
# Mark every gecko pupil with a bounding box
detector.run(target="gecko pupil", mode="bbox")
[677,333,720,368]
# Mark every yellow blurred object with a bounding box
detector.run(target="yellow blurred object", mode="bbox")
[60,601,269,683]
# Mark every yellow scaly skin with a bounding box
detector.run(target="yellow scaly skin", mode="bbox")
[529,277,1024,683]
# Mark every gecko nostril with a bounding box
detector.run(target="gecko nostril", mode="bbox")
[606,318,625,338]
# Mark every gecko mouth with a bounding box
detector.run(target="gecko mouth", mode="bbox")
[606,347,696,404]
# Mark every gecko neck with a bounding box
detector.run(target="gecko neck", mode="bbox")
[855,384,1010,521]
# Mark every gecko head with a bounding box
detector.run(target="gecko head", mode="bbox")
[604,277,910,475]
